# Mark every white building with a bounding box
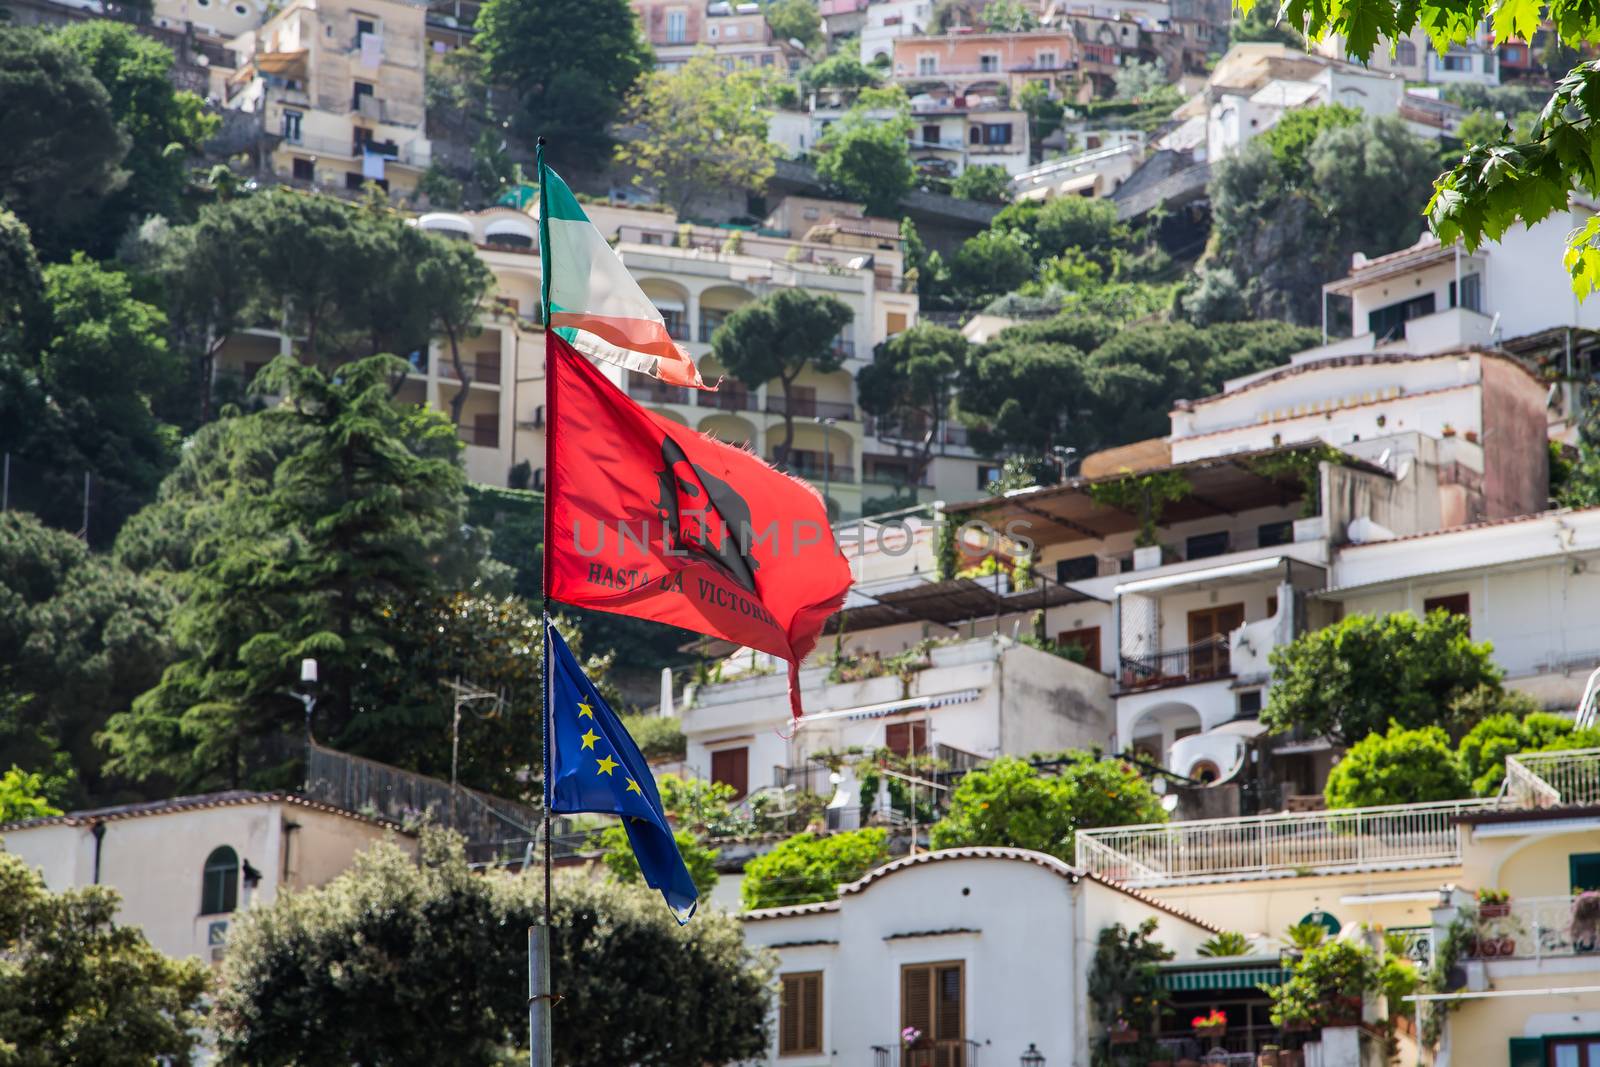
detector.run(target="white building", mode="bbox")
[0,791,411,962]
[1317,26,1501,88]
[1010,141,1144,201]
[742,847,1217,1064]
[859,0,932,66]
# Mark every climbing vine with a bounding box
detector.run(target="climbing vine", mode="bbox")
[1244,445,1344,518]
[1087,470,1192,547]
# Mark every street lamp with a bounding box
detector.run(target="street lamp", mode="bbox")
[815,416,838,520]
[1050,445,1078,483]
[1021,1043,1045,1066]
[297,658,318,741]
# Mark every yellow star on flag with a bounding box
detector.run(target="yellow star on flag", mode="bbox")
[580,728,601,750]
[595,754,619,776]
[625,777,643,795]
[577,699,595,720]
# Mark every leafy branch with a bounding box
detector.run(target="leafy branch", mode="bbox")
[1087,469,1191,547]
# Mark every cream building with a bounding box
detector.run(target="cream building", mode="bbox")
[0,791,413,962]
[226,0,433,197]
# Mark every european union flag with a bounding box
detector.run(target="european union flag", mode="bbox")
[544,620,699,922]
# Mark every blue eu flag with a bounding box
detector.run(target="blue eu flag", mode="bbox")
[544,620,699,922]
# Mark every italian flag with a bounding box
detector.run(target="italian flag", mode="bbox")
[538,162,710,390]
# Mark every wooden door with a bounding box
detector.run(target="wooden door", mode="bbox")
[710,747,748,798]
[1187,603,1244,678]
[902,961,964,1067]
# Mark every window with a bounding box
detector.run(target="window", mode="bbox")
[1423,593,1469,618]
[201,846,239,915]
[292,157,315,182]
[1395,39,1417,64]
[1185,530,1230,560]
[707,23,719,38]
[902,961,964,1059]
[469,412,499,448]
[1367,292,1435,342]
[1056,555,1098,582]
[1522,1036,1600,1067]
[981,123,1013,145]
[979,53,999,72]
[1037,49,1057,67]
[710,746,748,797]
[779,972,823,1055]
[977,464,1003,490]
[1258,519,1294,548]
[885,720,928,757]
[969,125,982,145]
[281,109,303,142]
[352,79,374,112]
[1440,52,1470,71]
[666,9,686,43]
[1448,273,1483,312]
[1237,689,1263,717]
[1188,604,1244,678]
[1057,626,1101,670]
[1570,852,1600,893]
[886,311,908,335]
[922,123,941,145]
[917,54,938,75]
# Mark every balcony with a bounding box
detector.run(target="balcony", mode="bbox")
[765,396,856,421]
[629,378,691,406]
[786,459,856,484]
[696,388,760,412]
[1504,747,1600,808]
[1074,797,1500,888]
[1459,895,1600,961]
[867,415,970,448]
[1118,636,1232,692]
[871,1039,974,1066]
[438,358,502,385]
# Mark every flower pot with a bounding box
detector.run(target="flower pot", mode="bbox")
[1195,1024,1227,1040]
[1498,936,1517,956]
[1257,1054,1281,1067]
[1479,903,1510,919]
[1108,1027,1140,1045]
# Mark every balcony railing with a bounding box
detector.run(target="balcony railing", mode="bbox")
[1462,896,1600,961]
[867,415,970,448]
[871,1040,973,1066]
[765,396,856,420]
[437,359,502,383]
[629,382,691,405]
[1118,635,1231,691]
[785,460,856,484]
[696,388,759,412]
[1504,747,1600,808]
[1074,797,1500,887]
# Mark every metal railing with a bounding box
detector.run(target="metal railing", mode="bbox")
[1462,895,1600,961]
[437,358,502,383]
[629,382,691,405]
[871,1040,975,1066]
[786,460,857,484]
[765,396,856,420]
[1117,635,1230,691]
[866,415,970,448]
[1074,797,1500,887]
[696,388,759,412]
[1504,747,1600,808]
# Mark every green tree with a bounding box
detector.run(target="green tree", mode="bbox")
[710,287,852,465]
[0,27,128,259]
[1458,706,1600,796]
[0,766,61,822]
[958,335,1093,458]
[0,852,208,1065]
[1114,58,1168,100]
[0,252,181,541]
[1087,918,1172,1050]
[928,753,1166,862]
[0,512,173,805]
[951,163,1012,203]
[1262,611,1505,746]
[597,822,719,897]
[857,323,970,489]
[54,22,218,256]
[1268,939,1378,1029]
[992,194,1122,269]
[617,54,780,218]
[764,0,822,47]
[0,208,41,332]
[1210,110,1437,324]
[814,87,916,215]
[949,228,1034,306]
[1323,724,1471,808]
[103,356,472,789]
[213,831,772,1066]
[416,236,495,425]
[740,828,890,909]
[980,0,1037,30]
[475,0,650,164]
[1017,80,1064,159]
[800,53,880,92]
[1180,266,1248,325]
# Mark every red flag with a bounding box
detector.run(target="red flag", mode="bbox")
[544,333,852,719]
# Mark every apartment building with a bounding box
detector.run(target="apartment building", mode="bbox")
[226,0,433,197]
[859,0,933,66]
[0,792,413,962]
[1316,26,1502,88]
[630,0,800,71]
[770,89,1032,177]
[1009,140,1144,200]
[891,28,1080,100]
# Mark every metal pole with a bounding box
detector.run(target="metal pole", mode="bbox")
[529,926,552,1067]
[533,134,555,1067]
[450,676,461,831]
[2,452,9,512]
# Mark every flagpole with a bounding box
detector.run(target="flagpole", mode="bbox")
[531,134,555,1067]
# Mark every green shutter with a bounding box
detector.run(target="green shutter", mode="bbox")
[1508,1037,1544,1067]
[1571,852,1600,894]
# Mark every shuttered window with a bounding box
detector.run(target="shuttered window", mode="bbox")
[710,747,748,798]
[902,961,964,1063]
[885,720,928,758]
[779,972,822,1055]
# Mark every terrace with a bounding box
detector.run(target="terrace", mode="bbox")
[1074,749,1600,888]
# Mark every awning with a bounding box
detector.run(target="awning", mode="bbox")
[797,689,983,726]
[1160,965,1288,991]
[1115,555,1287,597]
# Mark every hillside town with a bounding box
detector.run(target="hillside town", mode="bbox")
[4,0,1600,1063]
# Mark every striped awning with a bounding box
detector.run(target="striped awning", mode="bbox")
[1160,966,1288,992]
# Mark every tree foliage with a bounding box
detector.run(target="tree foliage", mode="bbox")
[710,287,852,464]
[980,0,1038,30]
[1323,724,1471,808]
[1262,611,1505,746]
[617,54,780,218]
[949,228,1034,306]
[764,0,823,46]
[1458,706,1600,795]
[0,766,61,823]
[1210,110,1438,324]
[928,753,1166,862]
[858,323,970,487]
[0,851,209,1066]
[597,823,719,897]
[1268,939,1378,1029]
[800,53,881,92]
[213,831,772,1067]
[475,0,650,164]
[814,87,916,216]
[951,163,1012,203]
[740,828,889,909]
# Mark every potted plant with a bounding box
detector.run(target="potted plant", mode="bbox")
[1108,1017,1140,1045]
[1193,1007,1227,1039]
[1442,423,1457,437]
[1573,890,1600,951]
[1477,888,1511,919]
[1464,429,1479,443]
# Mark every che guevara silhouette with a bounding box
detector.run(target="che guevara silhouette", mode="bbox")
[651,437,761,593]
